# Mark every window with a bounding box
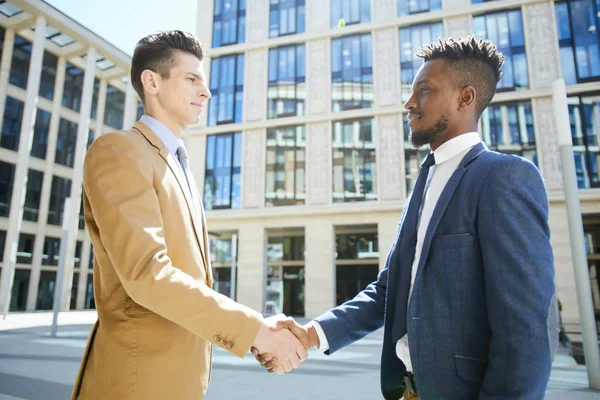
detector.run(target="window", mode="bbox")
[0,161,15,217]
[209,235,237,298]
[0,230,5,262]
[268,44,305,119]
[480,102,537,165]
[212,0,246,48]
[331,0,370,28]
[1,96,23,151]
[32,108,51,159]
[266,231,305,316]
[568,94,600,188]
[473,10,528,91]
[75,241,82,269]
[16,233,35,264]
[42,237,60,266]
[398,0,440,16]
[36,270,56,310]
[39,51,58,100]
[79,195,85,230]
[204,132,242,210]
[9,269,29,311]
[85,273,95,309]
[332,118,377,202]
[55,119,78,168]
[266,126,306,206]
[87,129,95,150]
[208,54,244,126]
[555,1,600,85]
[23,169,44,222]
[335,226,379,305]
[104,85,125,129]
[47,176,71,226]
[70,271,79,310]
[331,34,373,112]
[9,35,31,89]
[62,63,84,111]
[399,23,443,102]
[270,0,305,38]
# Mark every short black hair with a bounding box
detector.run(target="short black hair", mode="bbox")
[418,36,504,118]
[131,30,206,103]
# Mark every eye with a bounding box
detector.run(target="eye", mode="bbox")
[187,77,195,83]
[419,87,430,93]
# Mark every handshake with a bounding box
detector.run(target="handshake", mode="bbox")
[250,315,320,375]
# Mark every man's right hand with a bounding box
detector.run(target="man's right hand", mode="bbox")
[251,320,308,374]
[252,317,320,373]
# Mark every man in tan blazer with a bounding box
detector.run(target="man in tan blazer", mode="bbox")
[70,30,306,400]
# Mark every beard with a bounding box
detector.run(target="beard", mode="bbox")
[409,113,450,148]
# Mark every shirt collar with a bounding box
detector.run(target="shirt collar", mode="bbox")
[429,132,481,165]
[140,115,184,155]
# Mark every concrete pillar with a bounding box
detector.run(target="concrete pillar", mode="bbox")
[94,80,108,136]
[0,16,46,314]
[196,0,215,49]
[184,134,207,195]
[532,97,563,192]
[376,114,404,201]
[373,28,401,108]
[304,219,335,318]
[0,29,15,133]
[246,0,269,44]
[306,122,331,205]
[377,217,399,272]
[442,0,469,9]
[372,0,396,22]
[306,0,330,34]
[122,81,137,129]
[241,128,266,208]
[26,56,66,310]
[58,48,97,311]
[237,222,266,313]
[244,48,268,123]
[306,38,331,115]
[443,15,472,40]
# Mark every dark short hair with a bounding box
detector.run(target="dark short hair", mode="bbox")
[418,36,504,118]
[131,30,206,103]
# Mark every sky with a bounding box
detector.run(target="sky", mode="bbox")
[45,0,198,55]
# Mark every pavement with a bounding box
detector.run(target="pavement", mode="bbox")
[0,311,598,399]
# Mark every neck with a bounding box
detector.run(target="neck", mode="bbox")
[145,108,184,139]
[430,122,477,151]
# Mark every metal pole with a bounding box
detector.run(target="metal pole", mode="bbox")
[553,79,600,389]
[51,198,72,337]
[231,234,237,302]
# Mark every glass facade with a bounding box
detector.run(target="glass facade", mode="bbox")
[9,269,29,311]
[266,126,306,206]
[208,54,244,126]
[399,22,444,102]
[398,0,441,16]
[212,0,246,48]
[104,85,125,129]
[568,94,600,188]
[1,96,23,151]
[332,34,373,112]
[266,233,305,316]
[9,35,31,89]
[209,235,236,298]
[62,63,84,112]
[204,132,242,210]
[31,108,51,159]
[481,102,537,165]
[16,233,35,264]
[269,0,305,38]
[36,270,56,310]
[331,0,370,28]
[473,10,528,91]
[47,176,72,226]
[42,237,60,266]
[332,118,377,202]
[55,119,78,168]
[268,44,305,119]
[0,161,15,217]
[39,51,58,100]
[23,169,43,222]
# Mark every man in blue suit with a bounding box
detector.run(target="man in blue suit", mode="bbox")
[255,36,558,399]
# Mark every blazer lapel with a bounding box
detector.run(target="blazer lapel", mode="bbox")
[132,122,209,273]
[414,142,488,274]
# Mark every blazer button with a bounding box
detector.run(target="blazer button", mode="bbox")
[228,342,234,349]
[214,335,221,343]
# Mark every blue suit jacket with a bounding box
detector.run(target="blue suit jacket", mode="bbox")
[315,143,559,400]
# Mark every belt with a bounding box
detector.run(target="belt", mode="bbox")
[404,372,418,395]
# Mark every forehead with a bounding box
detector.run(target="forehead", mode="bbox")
[414,59,449,84]
[171,51,205,73]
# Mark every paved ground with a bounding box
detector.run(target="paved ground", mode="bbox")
[0,311,598,399]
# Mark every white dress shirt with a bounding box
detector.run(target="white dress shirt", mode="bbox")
[312,132,482,373]
[140,115,186,174]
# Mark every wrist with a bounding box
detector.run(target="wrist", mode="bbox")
[304,323,320,349]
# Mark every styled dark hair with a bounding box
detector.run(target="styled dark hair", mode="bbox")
[131,30,206,103]
[418,36,504,117]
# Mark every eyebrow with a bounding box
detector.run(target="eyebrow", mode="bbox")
[185,72,204,80]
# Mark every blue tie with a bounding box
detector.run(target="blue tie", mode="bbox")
[391,152,436,342]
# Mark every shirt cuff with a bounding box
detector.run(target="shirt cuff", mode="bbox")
[310,321,330,353]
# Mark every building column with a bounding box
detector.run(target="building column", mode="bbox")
[373,28,401,109]
[306,38,331,116]
[304,219,335,318]
[0,29,15,133]
[95,80,108,137]
[76,239,91,309]
[195,0,214,50]
[26,56,67,310]
[122,81,137,129]
[306,0,330,34]
[377,217,399,272]
[306,122,331,205]
[185,134,207,196]
[246,0,269,44]
[241,128,266,209]
[237,222,266,313]
[243,49,268,123]
[58,48,97,311]
[372,0,397,22]
[376,114,404,201]
[0,16,46,314]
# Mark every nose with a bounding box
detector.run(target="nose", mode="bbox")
[199,83,211,100]
[404,92,416,111]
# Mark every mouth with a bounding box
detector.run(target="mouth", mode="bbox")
[191,102,203,111]
[407,113,421,126]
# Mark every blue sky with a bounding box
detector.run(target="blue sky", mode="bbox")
[45,0,198,55]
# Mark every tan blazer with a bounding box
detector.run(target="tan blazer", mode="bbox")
[71,122,263,400]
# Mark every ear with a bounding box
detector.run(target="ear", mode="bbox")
[140,69,159,97]
[457,86,476,111]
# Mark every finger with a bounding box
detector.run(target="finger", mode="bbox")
[283,359,293,373]
[251,347,259,356]
[259,355,273,366]
[263,359,278,369]
[270,319,296,331]
[290,354,301,369]
[296,342,308,361]
[272,365,285,375]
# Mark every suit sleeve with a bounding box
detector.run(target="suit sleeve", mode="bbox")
[83,133,263,358]
[477,157,558,399]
